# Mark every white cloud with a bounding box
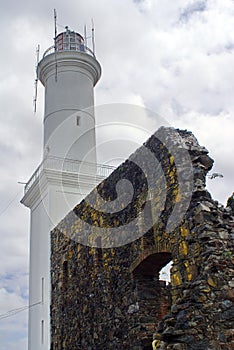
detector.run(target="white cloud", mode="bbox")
[0,0,233,348]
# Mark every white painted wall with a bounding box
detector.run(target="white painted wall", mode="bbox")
[22,39,102,350]
[23,168,104,350]
[28,192,51,350]
[38,51,101,164]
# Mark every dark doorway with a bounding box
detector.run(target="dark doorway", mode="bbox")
[132,252,172,347]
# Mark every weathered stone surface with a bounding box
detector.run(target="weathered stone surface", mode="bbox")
[50,128,234,350]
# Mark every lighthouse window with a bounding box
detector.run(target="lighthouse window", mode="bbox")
[76,116,81,126]
[41,320,44,344]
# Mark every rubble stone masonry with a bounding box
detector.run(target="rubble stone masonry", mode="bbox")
[51,128,234,350]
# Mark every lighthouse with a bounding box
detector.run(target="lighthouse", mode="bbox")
[21,26,111,350]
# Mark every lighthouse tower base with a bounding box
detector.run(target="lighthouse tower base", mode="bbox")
[21,159,114,350]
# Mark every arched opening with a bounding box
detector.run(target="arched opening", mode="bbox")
[132,252,172,349]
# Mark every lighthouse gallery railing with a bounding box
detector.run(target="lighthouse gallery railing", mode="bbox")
[24,156,116,194]
[43,44,95,58]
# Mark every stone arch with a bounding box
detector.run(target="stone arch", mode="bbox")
[130,247,172,274]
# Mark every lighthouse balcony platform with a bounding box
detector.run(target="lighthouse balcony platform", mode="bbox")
[23,156,115,195]
[43,43,95,58]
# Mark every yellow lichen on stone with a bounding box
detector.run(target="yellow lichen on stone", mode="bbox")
[152,339,161,349]
[207,276,217,288]
[89,247,95,255]
[187,272,193,281]
[99,216,104,226]
[163,231,169,239]
[169,171,176,183]
[172,187,179,199]
[140,237,144,250]
[156,237,161,245]
[171,271,182,286]
[179,241,188,256]
[88,234,94,245]
[185,265,193,281]
[169,155,174,165]
[104,261,109,268]
[158,241,168,252]
[175,192,182,203]
[180,226,189,237]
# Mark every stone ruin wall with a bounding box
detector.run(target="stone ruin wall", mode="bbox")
[51,128,234,350]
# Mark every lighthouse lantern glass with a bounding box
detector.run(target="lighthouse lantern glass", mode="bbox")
[55,30,85,52]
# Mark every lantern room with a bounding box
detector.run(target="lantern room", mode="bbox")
[55,26,85,52]
[43,26,95,58]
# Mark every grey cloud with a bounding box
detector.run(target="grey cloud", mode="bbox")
[0,0,234,348]
[180,1,207,22]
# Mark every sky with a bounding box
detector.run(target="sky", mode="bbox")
[0,0,233,348]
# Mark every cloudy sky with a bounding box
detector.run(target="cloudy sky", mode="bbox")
[0,0,233,348]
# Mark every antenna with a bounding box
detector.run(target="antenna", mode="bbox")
[91,19,95,56]
[54,8,57,38]
[54,8,58,82]
[84,24,87,48]
[33,44,40,113]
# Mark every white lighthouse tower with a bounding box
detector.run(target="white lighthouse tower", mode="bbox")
[21,26,112,350]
